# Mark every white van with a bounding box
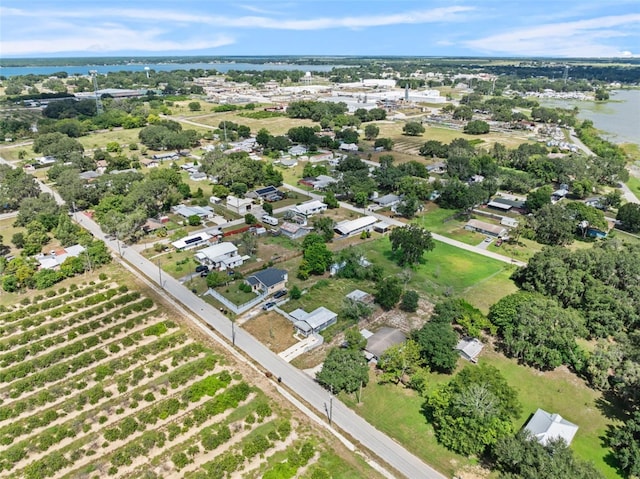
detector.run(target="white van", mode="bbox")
[261,214,279,226]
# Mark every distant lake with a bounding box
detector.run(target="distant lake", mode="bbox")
[541,89,640,146]
[0,62,341,78]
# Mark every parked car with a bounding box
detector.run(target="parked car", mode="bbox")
[273,289,287,299]
[262,301,277,311]
[200,271,209,278]
[195,264,209,273]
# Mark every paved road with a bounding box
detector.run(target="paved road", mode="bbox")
[282,183,527,267]
[74,211,446,479]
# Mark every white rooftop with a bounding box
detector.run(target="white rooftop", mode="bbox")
[524,409,579,446]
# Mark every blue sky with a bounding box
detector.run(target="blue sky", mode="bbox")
[1,0,639,58]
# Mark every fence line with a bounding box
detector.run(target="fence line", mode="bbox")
[206,288,266,314]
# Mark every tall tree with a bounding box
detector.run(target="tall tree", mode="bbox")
[316,347,369,394]
[424,364,521,456]
[389,225,435,266]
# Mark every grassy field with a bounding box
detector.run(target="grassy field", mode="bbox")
[342,348,621,479]
[178,111,317,136]
[376,121,531,150]
[625,175,640,199]
[341,369,471,478]
[482,348,622,479]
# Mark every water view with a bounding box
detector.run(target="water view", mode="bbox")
[542,89,640,146]
[0,62,341,78]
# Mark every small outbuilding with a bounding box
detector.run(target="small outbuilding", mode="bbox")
[455,337,484,363]
[524,409,579,446]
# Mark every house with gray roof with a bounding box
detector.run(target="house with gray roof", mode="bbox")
[364,327,406,361]
[245,268,288,295]
[290,306,337,336]
[456,337,484,363]
[524,409,579,446]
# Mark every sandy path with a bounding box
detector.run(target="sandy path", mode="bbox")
[230,429,299,479]
[11,364,228,476]
[0,316,166,400]
[120,394,259,479]
[0,335,193,426]
[0,348,205,444]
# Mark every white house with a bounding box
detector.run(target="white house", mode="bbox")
[455,337,484,362]
[173,205,214,220]
[36,244,86,270]
[290,307,338,336]
[280,222,313,240]
[524,409,579,446]
[195,242,243,270]
[225,195,254,215]
[171,232,212,251]
[290,200,327,217]
[334,216,378,237]
[339,143,359,152]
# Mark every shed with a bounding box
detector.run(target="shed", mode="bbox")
[365,327,406,361]
[455,337,484,362]
[171,232,212,251]
[524,409,579,446]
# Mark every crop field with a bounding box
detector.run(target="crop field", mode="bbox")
[0,273,379,479]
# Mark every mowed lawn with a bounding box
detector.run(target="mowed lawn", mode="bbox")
[341,370,470,478]
[366,237,518,310]
[344,349,621,479]
[482,349,622,479]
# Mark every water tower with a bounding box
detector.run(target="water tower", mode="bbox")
[144,67,150,79]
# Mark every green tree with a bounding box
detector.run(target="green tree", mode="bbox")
[488,292,585,370]
[389,225,435,266]
[341,297,374,323]
[239,231,258,256]
[313,216,335,242]
[364,124,380,140]
[412,318,459,373]
[525,185,553,212]
[532,204,575,246]
[262,202,273,215]
[374,138,394,151]
[378,339,422,385]
[188,101,201,111]
[316,347,369,394]
[206,270,227,288]
[344,328,367,350]
[453,106,473,120]
[245,213,257,225]
[54,212,80,246]
[494,430,604,479]
[424,364,521,456]
[400,290,420,312]
[375,276,403,310]
[617,203,640,233]
[0,165,40,211]
[463,120,490,135]
[290,285,302,299]
[187,215,201,226]
[402,122,425,136]
[299,241,332,276]
[323,191,339,209]
[609,410,640,477]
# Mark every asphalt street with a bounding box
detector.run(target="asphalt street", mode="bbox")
[75,211,446,479]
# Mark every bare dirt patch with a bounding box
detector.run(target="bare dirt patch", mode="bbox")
[243,312,298,353]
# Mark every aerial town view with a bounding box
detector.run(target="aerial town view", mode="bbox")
[0,1,639,478]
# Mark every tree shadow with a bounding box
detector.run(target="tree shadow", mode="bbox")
[595,389,630,422]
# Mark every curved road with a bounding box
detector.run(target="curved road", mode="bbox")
[74,212,446,479]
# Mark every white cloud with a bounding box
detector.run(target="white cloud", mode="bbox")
[466,14,640,57]
[0,23,235,55]
[1,5,474,31]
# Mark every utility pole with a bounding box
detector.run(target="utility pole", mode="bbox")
[231,320,236,346]
[157,259,163,289]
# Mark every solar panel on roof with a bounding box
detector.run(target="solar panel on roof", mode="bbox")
[185,236,202,245]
